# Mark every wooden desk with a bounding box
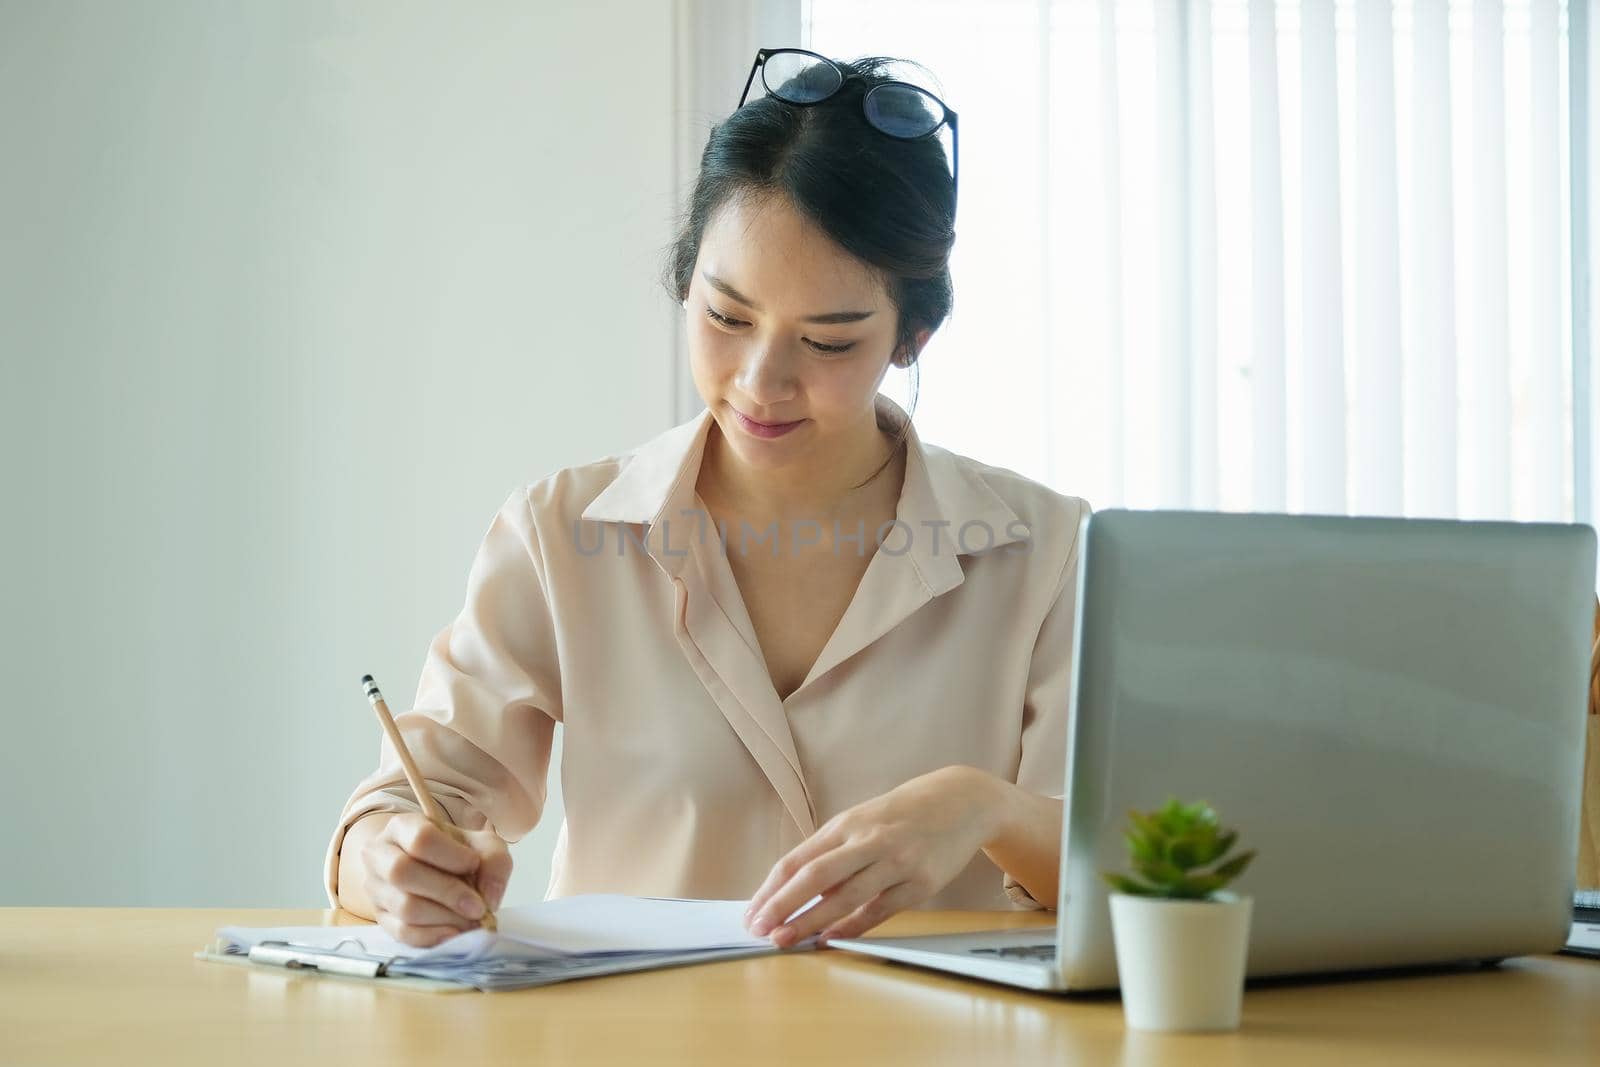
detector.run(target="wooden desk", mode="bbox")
[3,907,1597,1065]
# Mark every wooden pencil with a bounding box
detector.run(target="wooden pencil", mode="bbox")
[361,674,497,932]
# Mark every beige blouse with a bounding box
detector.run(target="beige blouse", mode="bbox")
[324,398,1091,912]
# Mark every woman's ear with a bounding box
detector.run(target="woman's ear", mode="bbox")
[893,327,933,368]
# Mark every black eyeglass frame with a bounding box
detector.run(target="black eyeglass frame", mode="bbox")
[736,47,959,217]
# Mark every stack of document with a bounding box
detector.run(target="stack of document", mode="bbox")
[208,895,806,991]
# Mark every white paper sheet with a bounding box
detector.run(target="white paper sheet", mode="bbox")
[1568,921,1600,952]
[218,895,770,962]
[494,895,768,953]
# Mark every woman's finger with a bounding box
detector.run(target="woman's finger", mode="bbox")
[372,879,481,931]
[374,907,468,948]
[745,823,845,924]
[388,815,481,876]
[464,828,513,910]
[748,835,879,936]
[366,839,487,920]
[769,861,900,948]
[817,882,924,943]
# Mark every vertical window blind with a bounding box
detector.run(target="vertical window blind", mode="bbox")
[805,0,1583,532]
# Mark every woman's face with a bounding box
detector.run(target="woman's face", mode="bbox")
[686,192,908,474]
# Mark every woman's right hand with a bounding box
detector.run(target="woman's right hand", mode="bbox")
[355,811,512,947]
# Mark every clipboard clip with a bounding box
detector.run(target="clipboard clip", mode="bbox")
[247,940,393,979]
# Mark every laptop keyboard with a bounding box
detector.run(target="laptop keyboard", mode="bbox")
[968,943,1057,961]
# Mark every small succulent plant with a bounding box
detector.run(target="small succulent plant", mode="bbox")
[1102,798,1255,900]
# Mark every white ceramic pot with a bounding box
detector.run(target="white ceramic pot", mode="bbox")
[1109,891,1253,1032]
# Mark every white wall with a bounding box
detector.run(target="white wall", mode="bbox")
[0,0,680,906]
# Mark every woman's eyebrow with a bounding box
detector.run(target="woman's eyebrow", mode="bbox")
[702,272,877,324]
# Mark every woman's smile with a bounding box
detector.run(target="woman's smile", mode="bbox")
[730,405,806,440]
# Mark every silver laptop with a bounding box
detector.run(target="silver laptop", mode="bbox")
[829,509,1596,992]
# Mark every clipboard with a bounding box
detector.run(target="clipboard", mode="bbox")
[196,936,793,993]
[194,939,472,994]
[197,896,799,992]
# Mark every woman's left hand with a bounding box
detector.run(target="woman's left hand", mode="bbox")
[743,765,1006,948]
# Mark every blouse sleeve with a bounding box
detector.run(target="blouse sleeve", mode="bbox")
[322,487,563,907]
[1002,496,1090,910]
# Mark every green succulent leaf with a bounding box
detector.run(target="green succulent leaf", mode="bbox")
[1129,811,1165,844]
[1135,857,1186,884]
[1165,836,1202,870]
[1101,873,1161,896]
[1123,830,1158,864]
[1202,829,1237,865]
[1174,874,1229,897]
[1211,849,1256,883]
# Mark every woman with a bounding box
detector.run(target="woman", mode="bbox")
[328,50,1090,949]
